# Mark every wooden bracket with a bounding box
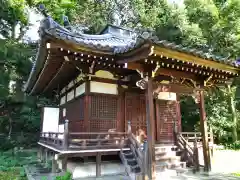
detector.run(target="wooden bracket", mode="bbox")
[152,63,160,78]
[88,61,96,80]
[204,74,213,86]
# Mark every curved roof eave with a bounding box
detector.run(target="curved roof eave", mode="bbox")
[24,39,48,94]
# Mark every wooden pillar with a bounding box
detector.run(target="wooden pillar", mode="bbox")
[62,155,68,171]
[45,149,48,167]
[145,78,156,179]
[38,146,44,162]
[63,119,69,150]
[96,152,101,177]
[52,153,57,173]
[155,100,160,143]
[199,91,211,172]
[84,80,90,132]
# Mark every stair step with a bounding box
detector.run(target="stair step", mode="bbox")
[155,146,178,153]
[156,155,181,162]
[123,151,134,159]
[131,165,141,173]
[127,159,138,166]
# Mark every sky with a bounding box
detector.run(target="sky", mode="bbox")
[25,10,43,41]
[26,0,183,41]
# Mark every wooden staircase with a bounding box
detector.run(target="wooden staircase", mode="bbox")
[120,149,142,179]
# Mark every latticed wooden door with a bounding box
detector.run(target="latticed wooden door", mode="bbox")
[125,93,147,136]
[156,100,179,143]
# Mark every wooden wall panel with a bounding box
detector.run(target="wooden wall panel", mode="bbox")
[125,93,147,135]
[59,96,85,132]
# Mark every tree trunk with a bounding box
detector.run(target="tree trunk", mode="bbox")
[227,85,238,142]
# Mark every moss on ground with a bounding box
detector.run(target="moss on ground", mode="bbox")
[0,149,38,180]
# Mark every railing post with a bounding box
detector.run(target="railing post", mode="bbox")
[193,138,200,173]
[142,140,148,180]
[183,140,188,162]
[127,121,132,136]
[173,120,178,146]
[63,119,69,150]
[210,128,214,157]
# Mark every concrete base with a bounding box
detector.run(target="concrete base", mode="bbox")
[58,160,125,179]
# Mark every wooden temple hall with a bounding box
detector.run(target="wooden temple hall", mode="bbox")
[24,7,240,180]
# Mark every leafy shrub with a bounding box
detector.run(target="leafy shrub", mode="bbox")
[0,150,38,180]
[232,172,240,176]
[224,141,240,150]
[55,171,72,180]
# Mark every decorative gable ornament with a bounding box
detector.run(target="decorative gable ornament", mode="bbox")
[136,77,148,89]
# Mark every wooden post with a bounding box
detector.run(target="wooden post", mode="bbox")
[62,155,68,171]
[52,153,57,173]
[38,146,44,162]
[193,139,199,173]
[96,152,101,177]
[199,91,211,172]
[127,121,132,136]
[142,140,148,180]
[145,78,156,180]
[45,149,48,167]
[63,119,69,150]
[210,128,214,157]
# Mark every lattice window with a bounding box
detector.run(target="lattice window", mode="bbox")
[90,95,117,120]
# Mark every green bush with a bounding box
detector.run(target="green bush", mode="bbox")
[224,141,240,150]
[55,171,72,180]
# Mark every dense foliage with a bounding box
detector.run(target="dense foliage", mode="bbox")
[1,0,240,152]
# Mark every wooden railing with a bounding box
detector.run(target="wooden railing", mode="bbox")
[127,121,144,173]
[175,133,194,164]
[175,131,214,171]
[39,120,128,151]
[179,132,214,146]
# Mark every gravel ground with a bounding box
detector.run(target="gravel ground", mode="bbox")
[77,150,240,180]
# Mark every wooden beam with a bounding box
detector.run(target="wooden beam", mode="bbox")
[155,68,199,82]
[199,91,211,172]
[153,83,203,95]
[154,46,239,74]
[96,152,101,177]
[124,62,144,72]
[145,78,156,179]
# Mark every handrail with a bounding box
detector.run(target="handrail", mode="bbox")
[176,133,194,166]
[39,121,128,151]
[179,132,213,143]
[122,121,145,177]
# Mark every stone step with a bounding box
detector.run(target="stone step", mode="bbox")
[155,161,186,171]
[154,145,178,153]
[155,155,181,162]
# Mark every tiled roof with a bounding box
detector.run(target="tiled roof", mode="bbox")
[40,17,138,54]
[154,40,238,67]
[39,16,239,67]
